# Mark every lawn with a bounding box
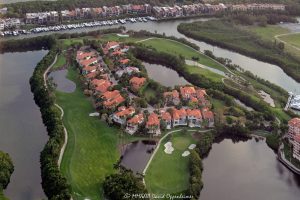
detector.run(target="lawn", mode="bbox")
[98,33,146,43]
[57,67,121,200]
[140,38,227,72]
[52,53,67,70]
[185,64,223,82]
[279,33,300,49]
[145,130,197,194]
[245,25,289,40]
[0,191,7,200]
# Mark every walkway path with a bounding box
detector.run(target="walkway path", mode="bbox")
[43,53,72,199]
[275,32,300,52]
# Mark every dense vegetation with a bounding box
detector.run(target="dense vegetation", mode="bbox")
[188,150,203,200]
[0,151,14,199]
[103,169,147,200]
[30,46,71,199]
[266,133,281,151]
[178,20,300,83]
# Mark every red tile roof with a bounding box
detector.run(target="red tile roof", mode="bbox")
[180,86,196,97]
[85,71,97,79]
[147,113,160,127]
[202,107,214,120]
[196,89,207,99]
[103,95,125,108]
[130,77,146,86]
[80,58,98,67]
[187,109,202,119]
[115,106,135,117]
[119,58,130,65]
[77,51,95,60]
[128,113,144,124]
[102,90,121,100]
[94,80,111,93]
[83,65,97,72]
[161,112,172,121]
[105,41,119,49]
[164,90,179,98]
[112,51,124,56]
[172,108,187,120]
[289,118,300,129]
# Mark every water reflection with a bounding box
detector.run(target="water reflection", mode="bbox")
[121,140,156,174]
[49,69,76,93]
[200,138,300,200]
[0,51,48,200]
[143,62,190,87]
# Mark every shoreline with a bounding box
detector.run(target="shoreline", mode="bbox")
[278,144,300,175]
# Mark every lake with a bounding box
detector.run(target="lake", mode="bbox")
[201,138,300,200]
[0,50,47,200]
[142,62,190,87]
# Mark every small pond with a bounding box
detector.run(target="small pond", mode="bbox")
[49,69,76,93]
[142,62,190,87]
[121,140,156,174]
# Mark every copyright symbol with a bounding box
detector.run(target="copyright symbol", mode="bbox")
[124,193,131,199]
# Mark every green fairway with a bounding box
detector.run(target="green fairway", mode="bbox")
[140,38,227,72]
[57,67,121,200]
[99,33,146,43]
[52,53,67,70]
[185,64,223,82]
[246,25,289,40]
[279,33,300,49]
[145,131,197,194]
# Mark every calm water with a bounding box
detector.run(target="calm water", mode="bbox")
[201,139,300,200]
[49,69,76,93]
[121,140,156,174]
[0,51,47,200]
[143,62,190,87]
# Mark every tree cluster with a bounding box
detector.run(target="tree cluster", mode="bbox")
[29,46,71,199]
[0,151,14,191]
[103,169,148,200]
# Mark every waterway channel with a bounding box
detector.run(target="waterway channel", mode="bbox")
[0,50,48,200]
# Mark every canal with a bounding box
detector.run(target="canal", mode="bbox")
[0,51,47,200]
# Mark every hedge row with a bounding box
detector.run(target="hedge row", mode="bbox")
[29,46,71,199]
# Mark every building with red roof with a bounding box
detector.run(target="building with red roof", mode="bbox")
[187,109,202,127]
[146,113,161,135]
[161,111,172,129]
[82,65,97,75]
[293,134,300,161]
[93,79,112,94]
[79,57,98,69]
[126,113,144,134]
[172,108,187,127]
[164,90,180,105]
[180,86,196,100]
[112,106,135,125]
[202,107,214,127]
[76,51,96,61]
[129,77,146,91]
[288,118,300,141]
[101,90,125,109]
